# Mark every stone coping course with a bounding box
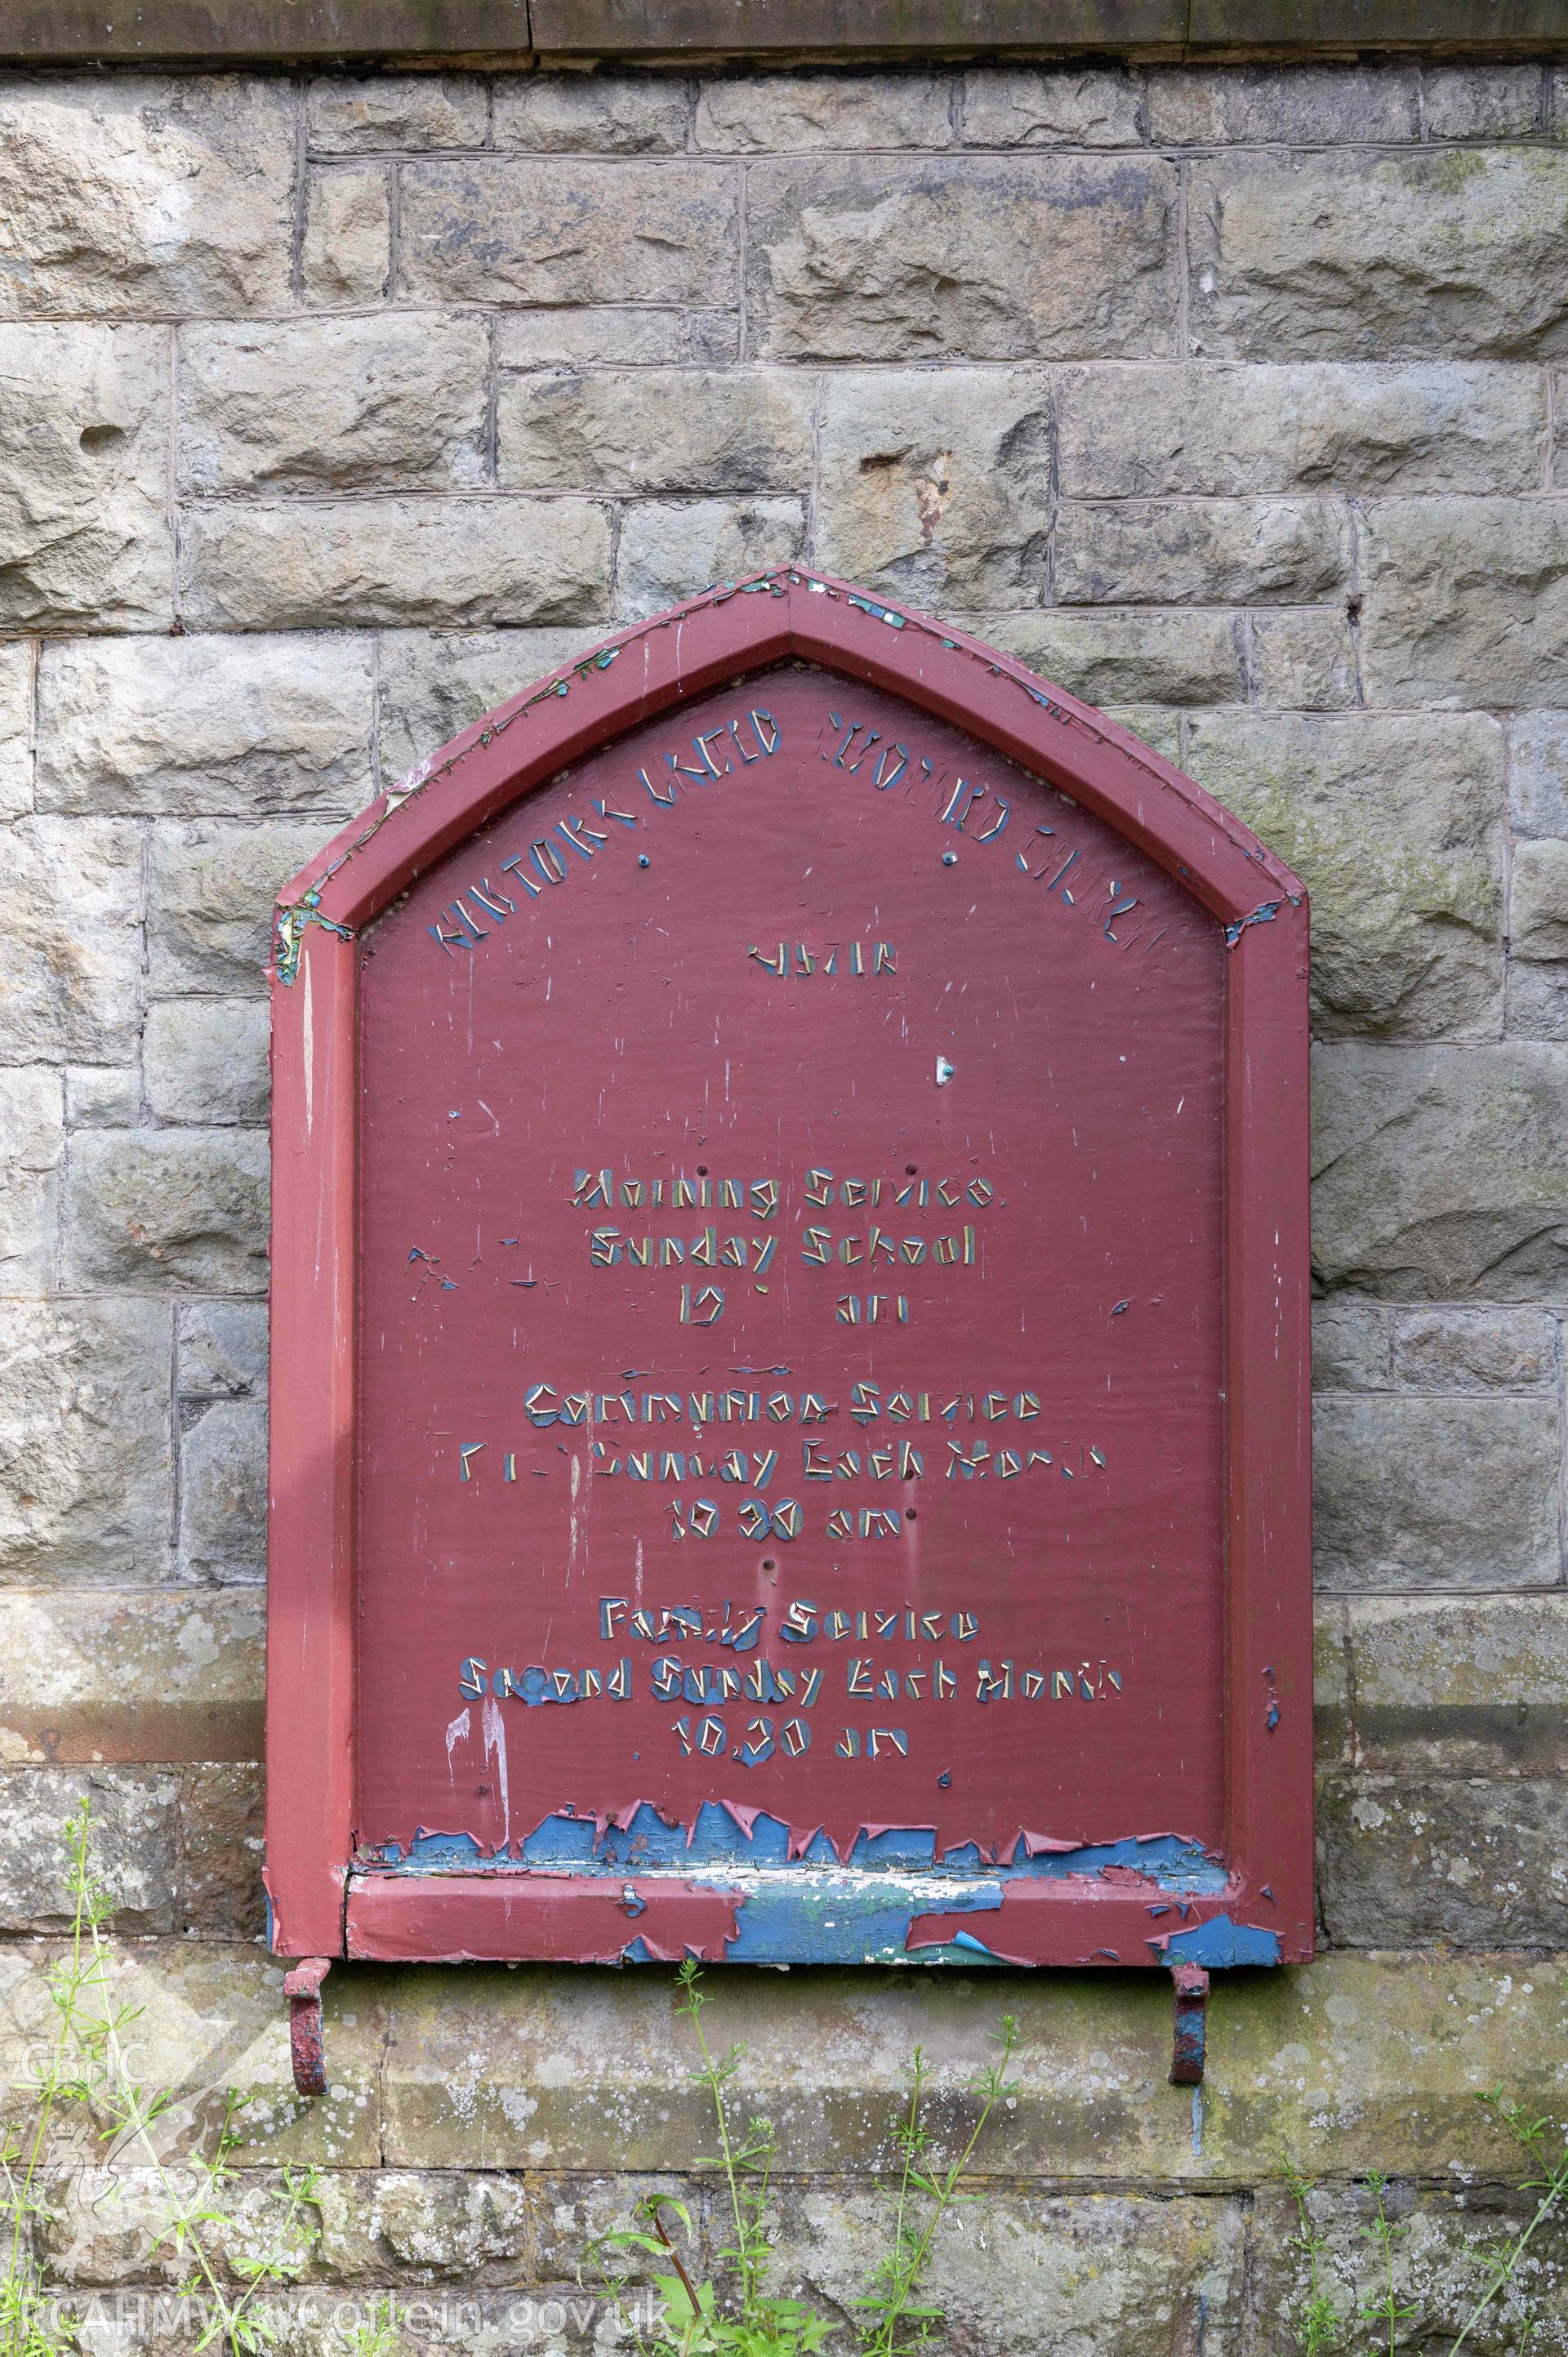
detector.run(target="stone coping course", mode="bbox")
[0,0,1563,65]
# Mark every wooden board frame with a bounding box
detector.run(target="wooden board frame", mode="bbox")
[265,568,1312,1970]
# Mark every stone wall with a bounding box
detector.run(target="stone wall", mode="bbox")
[5,47,1568,2353]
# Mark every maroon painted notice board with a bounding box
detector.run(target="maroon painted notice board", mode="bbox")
[266,572,1312,1972]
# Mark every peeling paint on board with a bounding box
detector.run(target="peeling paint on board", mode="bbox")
[351,1809,1234,1965]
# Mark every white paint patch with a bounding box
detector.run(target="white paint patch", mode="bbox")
[481,1695,511,1851]
[445,1707,471,1783]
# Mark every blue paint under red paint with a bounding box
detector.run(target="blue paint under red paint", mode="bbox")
[352,1808,1257,1967]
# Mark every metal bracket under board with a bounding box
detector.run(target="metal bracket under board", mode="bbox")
[1169,1962,1210,2084]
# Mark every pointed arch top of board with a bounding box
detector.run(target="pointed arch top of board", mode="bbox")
[273,568,1304,974]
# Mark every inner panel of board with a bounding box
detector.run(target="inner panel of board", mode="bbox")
[352,662,1227,1882]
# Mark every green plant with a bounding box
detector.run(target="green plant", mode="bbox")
[0,1799,100,2357]
[1284,2095,1568,2357]
[1446,2091,1568,2357]
[1281,2157,1343,2357]
[333,2292,407,2355]
[0,1801,329,2357]
[1353,2172,1414,2357]
[587,1962,1015,2356]
[588,1958,831,2356]
[849,2020,1018,2357]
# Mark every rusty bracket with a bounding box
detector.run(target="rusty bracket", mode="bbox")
[1169,1962,1209,2085]
[283,1957,332,2096]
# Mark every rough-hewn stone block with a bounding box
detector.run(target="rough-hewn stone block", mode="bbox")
[1250,2181,1566,2351]
[1512,836,1568,965]
[1361,499,1568,707]
[0,818,142,1063]
[497,305,739,366]
[0,1067,60,1293]
[306,73,487,151]
[768,2186,1248,2357]
[695,71,951,150]
[1056,497,1348,604]
[0,1768,177,1934]
[313,2167,531,2282]
[35,2165,508,2287]
[1426,62,1544,139]
[960,66,1142,148]
[973,609,1244,705]
[496,71,691,152]
[38,2159,316,2284]
[179,1761,263,1936]
[617,497,804,621]
[179,1396,266,1581]
[0,324,170,628]
[42,2160,524,2285]
[1315,1598,1352,1766]
[528,2175,706,2283]
[178,498,611,630]
[1508,878,1568,978]
[1511,711,1568,840]
[1508,961,1568,1043]
[0,641,31,822]
[38,637,372,822]
[1392,1306,1557,1391]
[1319,1774,1568,1946]
[1148,64,1420,145]
[0,1589,263,1764]
[1314,1394,1560,1590]
[1103,705,1182,761]
[180,314,489,494]
[1056,361,1546,496]
[301,163,390,304]
[0,78,293,317]
[178,1301,267,1399]
[1312,1042,1568,1299]
[374,626,605,784]
[400,158,738,305]
[499,367,814,491]
[1250,611,1357,711]
[145,1000,270,1124]
[746,155,1177,359]
[62,1129,269,1294]
[1185,712,1503,1038]
[149,818,338,994]
[1349,1593,1568,1776]
[1190,150,1568,361]
[64,1066,140,1128]
[1312,1297,1389,1392]
[815,368,1051,606]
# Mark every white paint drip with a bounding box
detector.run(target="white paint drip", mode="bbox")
[481,1695,511,1851]
[445,1708,470,1783]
